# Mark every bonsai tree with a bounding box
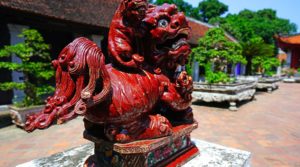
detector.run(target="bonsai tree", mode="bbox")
[282,68,296,78]
[0,29,54,107]
[191,28,246,84]
[252,55,280,77]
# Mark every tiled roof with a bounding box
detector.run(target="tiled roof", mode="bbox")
[0,0,122,27]
[188,18,212,45]
[187,17,237,45]
[0,0,237,45]
[275,34,300,45]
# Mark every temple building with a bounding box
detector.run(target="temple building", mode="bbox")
[0,0,236,105]
[275,34,300,69]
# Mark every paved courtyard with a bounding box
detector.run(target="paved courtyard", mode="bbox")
[0,82,299,167]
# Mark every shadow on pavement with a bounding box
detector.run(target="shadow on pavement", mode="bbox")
[0,111,12,128]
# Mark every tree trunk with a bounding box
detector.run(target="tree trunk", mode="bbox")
[245,56,252,75]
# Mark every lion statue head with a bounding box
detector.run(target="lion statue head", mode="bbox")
[142,3,191,75]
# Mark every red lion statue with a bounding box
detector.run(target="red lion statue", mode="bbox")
[25,1,194,143]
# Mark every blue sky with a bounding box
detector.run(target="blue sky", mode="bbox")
[185,0,300,32]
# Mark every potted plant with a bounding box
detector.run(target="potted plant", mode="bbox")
[283,68,300,83]
[253,55,281,92]
[191,28,256,111]
[0,29,54,127]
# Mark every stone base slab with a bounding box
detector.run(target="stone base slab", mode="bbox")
[17,139,251,167]
[183,139,251,167]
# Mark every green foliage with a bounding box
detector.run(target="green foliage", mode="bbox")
[185,56,192,76]
[154,0,227,22]
[154,0,201,20]
[204,63,230,84]
[198,0,228,22]
[242,37,280,76]
[252,56,280,76]
[0,29,54,107]
[210,9,297,44]
[192,28,245,84]
[0,82,25,91]
[298,68,300,74]
[210,8,296,75]
[205,71,230,84]
[192,28,246,67]
[241,37,275,75]
[242,37,274,58]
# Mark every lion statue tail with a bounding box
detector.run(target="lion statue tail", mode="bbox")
[25,37,111,132]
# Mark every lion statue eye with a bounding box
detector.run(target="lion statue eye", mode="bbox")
[158,19,169,28]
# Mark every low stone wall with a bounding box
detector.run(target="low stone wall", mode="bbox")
[192,81,257,111]
[256,77,281,93]
[283,77,300,83]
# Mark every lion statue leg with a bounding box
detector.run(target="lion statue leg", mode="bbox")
[97,114,173,143]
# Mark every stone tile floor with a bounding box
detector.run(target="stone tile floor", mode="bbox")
[0,82,299,167]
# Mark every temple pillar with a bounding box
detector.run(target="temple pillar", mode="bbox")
[7,24,28,103]
[286,50,292,68]
[192,61,199,82]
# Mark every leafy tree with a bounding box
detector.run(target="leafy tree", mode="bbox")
[210,9,297,44]
[209,9,296,76]
[191,28,246,83]
[198,0,228,22]
[154,0,201,20]
[0,29,54,107]
[241,37,274,75]
[242,37,280,76]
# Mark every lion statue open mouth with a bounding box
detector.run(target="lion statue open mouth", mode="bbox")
[25,2,194,143]
[142,3,191,75]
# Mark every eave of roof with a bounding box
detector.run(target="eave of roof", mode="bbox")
[0,0,122,28]
[0,0,238,45]
[275,34,300,49]
[275,34,300,45]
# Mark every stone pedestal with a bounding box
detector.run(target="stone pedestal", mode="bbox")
[17,138,251,167]
[192,81,256,111]
[9,105,45,127]
[283,77,300,83]
[183,139,251,167]
[256,77,280,93]
[84,123,199,167]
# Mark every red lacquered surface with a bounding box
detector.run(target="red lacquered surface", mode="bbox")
[25,0,196,144]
